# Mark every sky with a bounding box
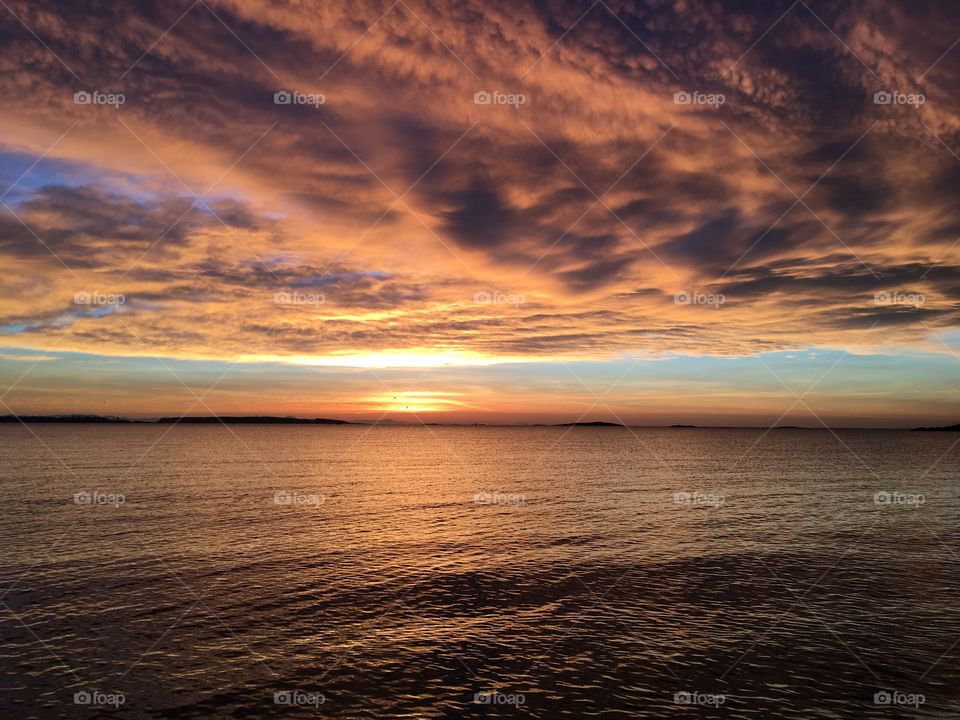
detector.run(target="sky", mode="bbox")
[0,0,958,426]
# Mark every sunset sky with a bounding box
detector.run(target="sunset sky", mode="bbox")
[1,0,959,426]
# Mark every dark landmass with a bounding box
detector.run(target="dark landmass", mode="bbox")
[553,421,625,427]
[0,414,142,423]
[913,423,960,431]
[157,416,352,424]
[670,424,698,428]
[0,414,352,424]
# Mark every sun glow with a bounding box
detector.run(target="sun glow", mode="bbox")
[364,391,475,413]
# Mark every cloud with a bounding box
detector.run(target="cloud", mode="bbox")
[0,0,956,374]
[0,302,122,335]
[440,178,518,251]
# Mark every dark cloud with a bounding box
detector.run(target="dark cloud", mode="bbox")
[0,184,265,266]
[439,177,517,250]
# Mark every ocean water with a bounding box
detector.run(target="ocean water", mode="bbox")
[0,425,958,719]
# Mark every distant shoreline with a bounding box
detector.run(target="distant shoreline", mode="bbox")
[0,414,351,425]
[1,414,958,431]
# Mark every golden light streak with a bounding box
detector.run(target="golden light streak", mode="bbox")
[238,350,526,368]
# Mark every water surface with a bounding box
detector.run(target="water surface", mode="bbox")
[1,426,958,718]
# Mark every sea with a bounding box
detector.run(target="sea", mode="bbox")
[1,425,958,718]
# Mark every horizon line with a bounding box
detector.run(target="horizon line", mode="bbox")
[1,413,958,432]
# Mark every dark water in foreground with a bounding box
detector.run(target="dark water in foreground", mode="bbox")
[0,425,958,719]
